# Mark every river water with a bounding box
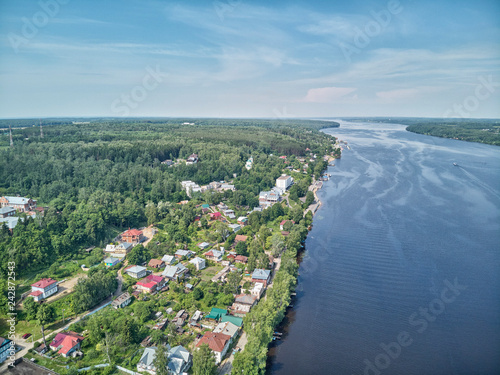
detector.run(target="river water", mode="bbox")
[268,120,500,375]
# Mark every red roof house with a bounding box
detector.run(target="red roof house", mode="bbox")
[122,229,143,244]
[210,212,222,220]
[235,255,248,264]
[196,331,231,364]
[50,331,83,357]
[136,275,165,293]
[234,235,248,243]
[148,259,165,269]
[30,278,58,301]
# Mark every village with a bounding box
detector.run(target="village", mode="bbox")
[1,143,341,375]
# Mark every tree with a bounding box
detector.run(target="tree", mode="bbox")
[224,271,241,295]
[235,241,248,256]
[37,303,55,348]
[145,202,158,226]
[304,191,314,207]
[23,297,39,321]
[153,344,170,375]
[192,343,217,375]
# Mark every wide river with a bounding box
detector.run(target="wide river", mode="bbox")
[268,120,500,375]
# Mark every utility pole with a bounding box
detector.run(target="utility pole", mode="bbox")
[9,125,13,147]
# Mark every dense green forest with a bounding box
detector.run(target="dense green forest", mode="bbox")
[0,119,337,278]
[345,117,500,146]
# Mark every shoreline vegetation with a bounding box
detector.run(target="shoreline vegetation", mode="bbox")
[0,118,340,375]
[344,117,500,146]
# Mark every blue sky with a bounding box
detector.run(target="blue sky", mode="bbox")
[0,0,499,118]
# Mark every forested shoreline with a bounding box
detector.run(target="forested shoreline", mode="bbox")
[344,117,500,146]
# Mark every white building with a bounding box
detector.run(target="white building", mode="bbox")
[30,278,58,302]
[276,175,293,190]
[189,257,206,271]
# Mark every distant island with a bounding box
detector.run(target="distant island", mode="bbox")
[345,117,500,146]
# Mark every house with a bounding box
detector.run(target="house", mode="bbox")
[162,264,188,281]
[50,332,83,357]
[181,180,201,196]
[167,345,192,375]
[220,314,243,327]
[190,310,202,325]
[0,216,22,230]
[250,282,265,299]
[220,183,235,191]
[217,202,228,210]
[196,332,231,364]
[148,259,165,269]
[213,321,240,342]
[112,292,132,309]
[161,254,177,265]
[137,347,157,374]
[186,153,199,164]
[226,253,236,262]
[223,209,235,218]
[209,212,222,220]
[279,220,295,230]
[259,190,281,206]
[228,223,241,232]
[276,175,293,190]
[115,242,133,255]
[201,203,210,209]
[175,249,194,259]
[235,255,248,264]
[230,294,257,317]
[122,229,144,244]
[136,275,166,293]
[0,196,36,212]
[153,319,168,331]
[234,235,248,243]
[198,242,211,250]
[0,207,15,218]
[104,257,121,268]
[161,159,173,166]
[30,278,58,302]
[105,244,116,253]
[237,216,248,225]
[126,266,147,279]
[206,307,227,322]
[189,257,206,271]
[204,249,223,262]
[0,337,12,364]
[251,269,271,286]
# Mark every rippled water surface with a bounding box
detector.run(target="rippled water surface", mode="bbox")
[268,120,500,375]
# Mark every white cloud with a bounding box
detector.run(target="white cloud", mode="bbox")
[302,87,357,103]
[376,88,419,102]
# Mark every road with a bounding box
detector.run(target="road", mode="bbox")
[115,260,128,297]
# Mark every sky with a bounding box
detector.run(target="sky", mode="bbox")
[0,0,499,119]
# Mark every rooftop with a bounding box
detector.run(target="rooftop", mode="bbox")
[31,278,57,289]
